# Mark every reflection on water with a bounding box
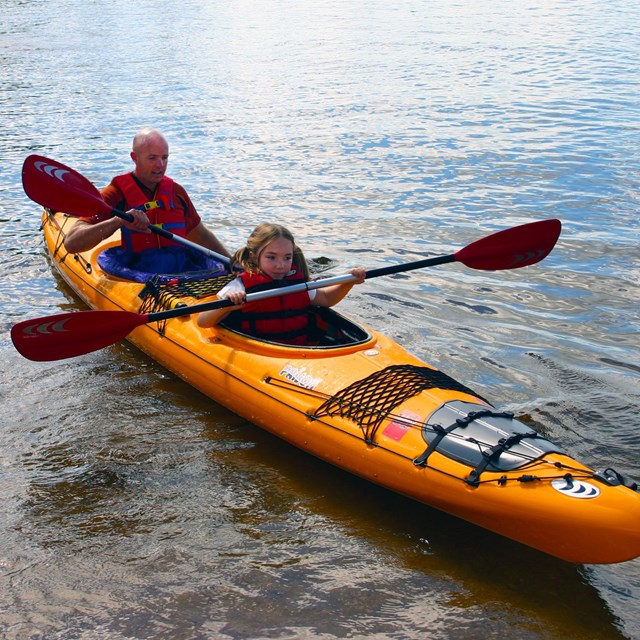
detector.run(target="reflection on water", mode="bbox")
[1,0,639,638]
[10,367,628,639]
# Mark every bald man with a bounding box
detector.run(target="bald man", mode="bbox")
[64,127,230,273]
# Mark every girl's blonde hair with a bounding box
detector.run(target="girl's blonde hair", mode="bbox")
[232,223,310,280]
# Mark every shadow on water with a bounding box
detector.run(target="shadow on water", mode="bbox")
[16,375,628,639]
[202,418,627,638]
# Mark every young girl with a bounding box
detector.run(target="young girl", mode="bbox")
[197,223,366,345]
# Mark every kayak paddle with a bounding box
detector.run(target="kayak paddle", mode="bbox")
[21,154,231,266]
[11,218,561,362]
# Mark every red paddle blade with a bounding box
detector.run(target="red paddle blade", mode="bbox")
[11,310,149,361]
[455,219,561,270]
[22,155,110,217]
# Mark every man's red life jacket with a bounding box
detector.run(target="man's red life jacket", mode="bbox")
[112,173,187,252]
[231,268,311,345]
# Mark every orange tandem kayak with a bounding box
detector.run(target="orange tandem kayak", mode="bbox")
[20,210,640,564]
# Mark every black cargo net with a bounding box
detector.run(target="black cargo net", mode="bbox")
[138,273,236,332]
[312,364,485,443]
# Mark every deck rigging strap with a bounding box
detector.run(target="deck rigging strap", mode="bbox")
[464,424,547,486]
[413,409,515,468]
[45,210,92,273]
[313,364,487,443]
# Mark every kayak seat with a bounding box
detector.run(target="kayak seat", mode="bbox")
[307,307,372,346]
[99,246,227,283]
[220,306,372,348]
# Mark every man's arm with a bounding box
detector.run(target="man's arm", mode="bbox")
[64,217,123,253]
[64,211,151,254]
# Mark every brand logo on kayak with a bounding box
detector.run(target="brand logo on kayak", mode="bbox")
[34,160,70,183]
[280,364,321,390]
[551,478,600,499]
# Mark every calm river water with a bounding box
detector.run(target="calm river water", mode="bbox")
[1,1,639,639]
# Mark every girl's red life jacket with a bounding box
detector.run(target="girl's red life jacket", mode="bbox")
[230,268,311,345]
[112,173,187,252]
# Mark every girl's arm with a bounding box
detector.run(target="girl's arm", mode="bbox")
[313,267,366,308]
[197,281,245,328]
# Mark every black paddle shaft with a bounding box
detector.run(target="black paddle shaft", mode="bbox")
[366,254,456,279]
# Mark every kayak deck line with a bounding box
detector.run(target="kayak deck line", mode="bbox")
[30,209,640,565]
[266,371,619,489]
